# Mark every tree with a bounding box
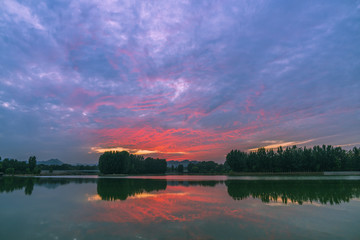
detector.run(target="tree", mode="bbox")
[5,168,15,175]
[144,157,167,174]
[28,156,36,173]
[99,151,130,174]
[225,150,247,172]
[128,154,145,174]
[98,151,167,174]
[33,167,41,175]
[178,164,184,173]
[187,161,227,174]
[226,145,359,173]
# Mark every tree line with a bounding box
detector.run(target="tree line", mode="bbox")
[98,151,167,174]
[0,156,40,175]
[38,164,98,172]
[226,145,360,172]
[187,161,229,174]
[0,155,98,175]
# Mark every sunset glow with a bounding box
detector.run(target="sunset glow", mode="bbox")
[88,185,253,224]
[0,0,359,163]
[247,139,316,151]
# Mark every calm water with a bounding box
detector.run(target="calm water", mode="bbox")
[1,176,360,240]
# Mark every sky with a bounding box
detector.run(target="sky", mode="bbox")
[0,0,359,164]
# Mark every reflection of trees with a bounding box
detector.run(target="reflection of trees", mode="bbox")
[167,181,222,187]
[0,177,97,195]
[97,179,225,201]
[0,177,34,195]
[97,179,167,201]
[24,179,34,195]
[4,177,359,205]
[226,180,360,205]
[35,178,96,189]
[1,177,222,199]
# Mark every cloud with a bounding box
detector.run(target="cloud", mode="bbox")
[90,146,187,156]
[0,0,359,163]
[1,0,45,30]
[248,139,316,151]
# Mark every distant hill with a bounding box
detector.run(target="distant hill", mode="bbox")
[38,159,64,166]
[167,160,199,168]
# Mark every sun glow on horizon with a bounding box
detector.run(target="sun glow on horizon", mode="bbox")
[90,146,188,156]
[248,139,316,151]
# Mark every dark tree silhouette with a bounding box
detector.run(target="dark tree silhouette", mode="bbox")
[226,145,360,173]
[0,156,39,175]
[188,161,228,173]
[28,156,36,173]
[98,151,167,174]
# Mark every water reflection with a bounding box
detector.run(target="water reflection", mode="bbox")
[97,178,167,201]
[1,176,360,239]
[1,177,360,205]
[167,180,222,187]
[226,180,360,205]
[0,177,35,195]
[0,177,96,195]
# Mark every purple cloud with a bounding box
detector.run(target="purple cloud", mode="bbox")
[0,0,359,163]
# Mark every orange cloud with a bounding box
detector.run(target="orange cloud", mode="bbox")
[90,124,260,161]
[248,139,316,151]
[90,146,187,155]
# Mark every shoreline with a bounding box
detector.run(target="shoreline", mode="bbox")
[2,171,360,177]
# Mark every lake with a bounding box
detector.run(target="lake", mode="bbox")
[1,175,360,239]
